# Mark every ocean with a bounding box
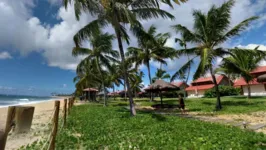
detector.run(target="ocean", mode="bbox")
[0,95,56,107]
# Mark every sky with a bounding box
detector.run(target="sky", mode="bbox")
[1,0,266,96]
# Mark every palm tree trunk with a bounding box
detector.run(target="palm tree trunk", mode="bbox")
[247,83,251,99]
[96,58,107,106]
[228,74,232,86]
[210,67,222,110]
[185,49,190,98]
[147,61,154,101]
[115,29,136,116]
[124,77,127,101]
[113,85,115,101]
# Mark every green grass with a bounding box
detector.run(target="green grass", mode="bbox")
[24,104,266,149]
[109,96,266,114]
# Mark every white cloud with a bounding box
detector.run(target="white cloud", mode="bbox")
[63,84,67,88]
[0,0,266,71]
[0,52,12,59]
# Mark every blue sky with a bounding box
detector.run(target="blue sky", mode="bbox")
[1,0,266,96]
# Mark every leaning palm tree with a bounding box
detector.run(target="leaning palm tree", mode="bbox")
[172,0,258,110]
[217,47,266,99]
[72,32,119,106]
[152,68,171,82]
[63,0,178,116]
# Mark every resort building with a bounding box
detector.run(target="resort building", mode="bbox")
[171,82,189,90]
[186,75,232,98]
[234,66,266,96]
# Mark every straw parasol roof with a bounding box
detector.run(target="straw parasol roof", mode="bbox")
[83,88,98,92]
[145,79,180,92]
[257,74,266,82]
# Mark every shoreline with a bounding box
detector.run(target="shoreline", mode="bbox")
[0,97,70,108]
[0,98,69,150]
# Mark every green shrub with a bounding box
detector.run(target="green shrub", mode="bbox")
[204,86,241,98]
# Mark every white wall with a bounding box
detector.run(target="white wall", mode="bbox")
[187,90,205,98]
[242,84,266,96]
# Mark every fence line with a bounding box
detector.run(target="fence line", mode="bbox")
[1,97,75,150]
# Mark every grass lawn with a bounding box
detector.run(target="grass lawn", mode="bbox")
[24,104,266,149]
[109,96,266,114]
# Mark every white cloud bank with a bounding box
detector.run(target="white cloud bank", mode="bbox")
[0,52,12,59]
[0,0,266,71]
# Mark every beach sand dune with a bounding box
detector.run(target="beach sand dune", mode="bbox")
[0,99,66,150]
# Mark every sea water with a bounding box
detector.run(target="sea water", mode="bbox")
[0,95,56,107]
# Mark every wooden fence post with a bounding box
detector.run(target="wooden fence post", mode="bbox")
[0,106,16,150]
[48,101,60,150]
[63,99,67,127]
[68,98,71,115]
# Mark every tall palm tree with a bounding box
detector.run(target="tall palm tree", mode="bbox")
[126,25,176,87]
[152,68,171,82]
[217,47,266,99]
[63,0,178,116]
[172,0,258,110]
[72,32,119,106]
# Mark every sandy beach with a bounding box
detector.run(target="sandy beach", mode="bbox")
[0,98,68,150]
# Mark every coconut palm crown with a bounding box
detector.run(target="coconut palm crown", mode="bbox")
[172,0,258,110]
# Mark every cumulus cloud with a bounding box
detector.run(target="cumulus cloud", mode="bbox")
[0,0,266,71]
[0,52,12,59]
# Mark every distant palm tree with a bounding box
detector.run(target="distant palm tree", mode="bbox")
[130,71,145,97]
[152,68,171,82]
[172,0,258,110]
[73,58,101,100]
[64,0,176,116]
[126,25,176,87]
[217,47,266,99]
[72,32,119,106]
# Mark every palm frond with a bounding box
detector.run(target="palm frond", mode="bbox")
[133,8,175,20]
[215,16,259,46]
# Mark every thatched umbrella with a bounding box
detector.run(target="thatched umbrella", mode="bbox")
[257,74,266,82]
[144,79,179,105]
[83,88,98,101]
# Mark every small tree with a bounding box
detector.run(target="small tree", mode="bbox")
[217,47,266,99]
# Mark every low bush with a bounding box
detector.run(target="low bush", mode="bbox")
[204,86,241,98]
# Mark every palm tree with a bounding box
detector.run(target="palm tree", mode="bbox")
[126,25,176,88]
[130,71,145,97]
[152,68,171,82]
[72,32,119,106]
[172,0,258,110]
[217,47,266,99]
[171,36,191,83]
[63,0,178,116]
[74,58,102,100]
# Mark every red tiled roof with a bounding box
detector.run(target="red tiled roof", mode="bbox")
[192,75,224,84]
[171,82,188,87]
[233,77,266,86]
[250,66,266,74]
[83,88,98,92]
[185,84,215,91]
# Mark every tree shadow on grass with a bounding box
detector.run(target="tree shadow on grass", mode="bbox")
[188,108,202,111]
[222,101,264,106]
[230,96,266,100]
[151,114,167,121]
